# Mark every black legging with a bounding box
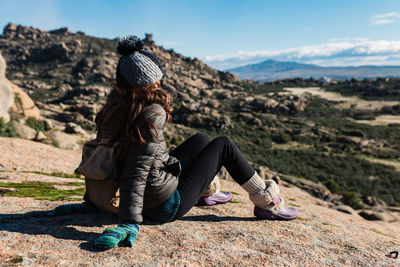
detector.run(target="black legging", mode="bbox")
[170,132,255,219]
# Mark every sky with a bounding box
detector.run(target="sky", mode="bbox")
[1,0,400,70]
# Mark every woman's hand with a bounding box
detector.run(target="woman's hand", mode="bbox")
[94,224,139,250]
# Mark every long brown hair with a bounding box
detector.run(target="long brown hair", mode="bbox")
[95,65,173,145]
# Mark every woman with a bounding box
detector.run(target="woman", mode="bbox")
[54,35,297,250]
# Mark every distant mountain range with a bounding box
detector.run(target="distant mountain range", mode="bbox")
[227,59,400,81]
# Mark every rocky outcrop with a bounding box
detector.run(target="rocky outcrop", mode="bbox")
[31,40,81,62]
[202,175,221,197]
[0,52,12,121]
[11,119,37,139]
[0,50,40,123]
[7,80,40,119]
[0,51,6,78]
[238,93,308,115]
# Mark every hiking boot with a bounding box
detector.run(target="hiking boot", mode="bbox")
[254,205,298,220]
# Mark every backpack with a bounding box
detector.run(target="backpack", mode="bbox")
[75,138,124,180]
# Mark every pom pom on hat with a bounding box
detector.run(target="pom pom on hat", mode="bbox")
[117,35,144,56]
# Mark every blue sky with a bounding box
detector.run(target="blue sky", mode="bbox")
[1,0,400,69]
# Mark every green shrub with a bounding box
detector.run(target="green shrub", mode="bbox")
[272,131,291,144]
[0,118,18,137]
[239,81,284,94]
[341,191,365,210]
[255,137,263,145]
[25,117,45,132]
[392,201,400,207]
[14,92,24,114]
[325,179,341,194]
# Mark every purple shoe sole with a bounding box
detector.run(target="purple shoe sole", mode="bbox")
[197,192,233,206]
[254,206,298,221]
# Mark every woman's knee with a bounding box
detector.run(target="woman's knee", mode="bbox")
[194,131,210,144]
[213,135,233,145]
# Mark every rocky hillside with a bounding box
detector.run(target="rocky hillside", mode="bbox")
[0,23,243,132]
[0,23,308,135]
[0,137,399,266]
[0,23,310,154]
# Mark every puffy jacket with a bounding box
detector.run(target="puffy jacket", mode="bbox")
[96,91,181,223]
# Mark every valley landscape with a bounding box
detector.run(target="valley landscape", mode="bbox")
[0,24,399,266]
[228,59,400,82]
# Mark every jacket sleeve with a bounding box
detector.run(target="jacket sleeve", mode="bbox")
[138,103,167,141]
[118,104,167,223]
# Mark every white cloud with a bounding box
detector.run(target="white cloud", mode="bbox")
[203,38,400,70]
[372,19,395,25]
[372,12,399,19]
[370,12,400,25]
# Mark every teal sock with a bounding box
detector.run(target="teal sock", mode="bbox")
[94,224,139,250]
[52,201,98,216]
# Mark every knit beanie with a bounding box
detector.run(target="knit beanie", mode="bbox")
[117,35,163,86]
